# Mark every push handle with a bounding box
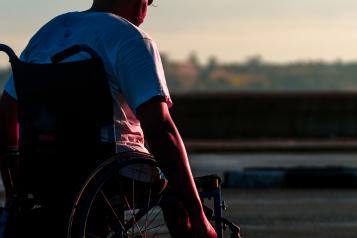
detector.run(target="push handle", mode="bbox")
[0,44,18,62]
[51,44,100,63]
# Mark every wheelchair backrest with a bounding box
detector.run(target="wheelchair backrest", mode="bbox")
[2,44,115,158]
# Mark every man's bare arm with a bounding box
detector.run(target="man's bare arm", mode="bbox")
[137,97,217,237]
[0,92,18,200]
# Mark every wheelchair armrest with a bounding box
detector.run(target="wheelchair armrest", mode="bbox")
[194,174,222,192]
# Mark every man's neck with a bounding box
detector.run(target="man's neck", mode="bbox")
[87,0,116,13]
[86,1,139,26]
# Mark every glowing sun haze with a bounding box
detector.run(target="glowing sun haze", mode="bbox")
[1,0,357,67]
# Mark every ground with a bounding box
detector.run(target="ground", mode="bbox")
[222,189,357,238]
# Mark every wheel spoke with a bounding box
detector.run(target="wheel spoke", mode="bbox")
[100,190,126,232]
[123,194,144,236]
[85,232,102,238]
[144,203,165,232]
[144,223,167,232]
[143,194,163,227]
[132,179,135,237]
[143,183,152,237]
[150,222,168,238]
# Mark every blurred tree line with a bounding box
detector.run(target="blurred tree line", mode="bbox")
[1,54,357,93]
[161,53,357,93]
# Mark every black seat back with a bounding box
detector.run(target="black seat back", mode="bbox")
[6,45,115,198]
[14,48,113,155]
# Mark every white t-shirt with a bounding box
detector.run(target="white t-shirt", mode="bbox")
[4,11,172,153]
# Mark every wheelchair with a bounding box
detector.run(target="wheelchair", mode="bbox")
[0,44,241,238]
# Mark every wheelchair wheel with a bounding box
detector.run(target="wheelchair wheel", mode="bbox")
[67,152,171,238]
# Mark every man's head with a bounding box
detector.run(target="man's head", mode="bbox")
[90,0,153,26]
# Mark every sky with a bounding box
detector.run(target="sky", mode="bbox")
[1,0,357,67]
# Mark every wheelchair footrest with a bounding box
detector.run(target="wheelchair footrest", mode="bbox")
[215,216,242,238]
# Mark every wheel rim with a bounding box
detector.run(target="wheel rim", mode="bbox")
[68,155,170,238]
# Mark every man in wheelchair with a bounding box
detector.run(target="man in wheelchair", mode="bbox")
[0,0,217,237]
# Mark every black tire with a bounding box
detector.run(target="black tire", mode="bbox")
[67,151,171,238]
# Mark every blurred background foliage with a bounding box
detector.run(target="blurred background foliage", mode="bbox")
[1,53,357,93]
[161,53,357,93]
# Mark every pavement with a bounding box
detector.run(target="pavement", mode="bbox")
[221,188,357,238]
[185,139,357,153]
[1,152,357,238]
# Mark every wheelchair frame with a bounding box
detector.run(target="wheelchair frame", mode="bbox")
[66,151,240,238]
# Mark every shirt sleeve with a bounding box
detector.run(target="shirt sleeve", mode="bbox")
[114,38,172,114]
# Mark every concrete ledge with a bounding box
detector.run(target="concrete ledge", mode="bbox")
[223,166,357,189]
[186,139,357,153]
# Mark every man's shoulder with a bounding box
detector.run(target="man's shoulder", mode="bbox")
[95,13,152,40]
[21,11,154,62]
[60,12,151,39]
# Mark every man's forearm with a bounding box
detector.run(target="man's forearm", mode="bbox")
[0,92,19,201]
[145,119,204,216]
[137,99,218,237]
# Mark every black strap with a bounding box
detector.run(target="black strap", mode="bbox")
[51,44,100,63]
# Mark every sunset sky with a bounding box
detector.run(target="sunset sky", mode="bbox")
[1,0,357,67]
